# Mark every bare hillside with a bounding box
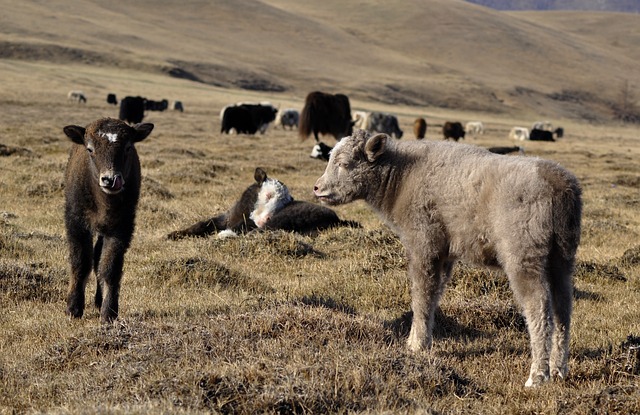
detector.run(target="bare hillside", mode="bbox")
[0,0,638,120]
[465,0,640,12]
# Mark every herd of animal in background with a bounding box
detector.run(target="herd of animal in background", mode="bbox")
[68,89,562,155]
[67,91,184,125]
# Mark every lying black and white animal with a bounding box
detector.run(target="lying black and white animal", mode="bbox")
[310,142,333,161]
[220,102,278,135]
[167,168,358,240]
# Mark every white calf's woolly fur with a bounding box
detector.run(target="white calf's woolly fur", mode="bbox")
[314,130,582,387]
[250,178,293,228]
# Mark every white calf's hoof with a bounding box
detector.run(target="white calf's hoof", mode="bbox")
[525,373,550,387]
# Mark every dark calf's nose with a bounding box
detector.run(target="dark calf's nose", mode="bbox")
[101,174,124,191]
[101,176,114,187]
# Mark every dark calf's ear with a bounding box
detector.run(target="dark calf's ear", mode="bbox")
[254,167,267,184]
[63,125,86,145]
[365,133,389,162]
[132,123,154,142]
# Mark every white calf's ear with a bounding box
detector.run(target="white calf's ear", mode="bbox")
[63,125,86,145]
[365,133,388,162]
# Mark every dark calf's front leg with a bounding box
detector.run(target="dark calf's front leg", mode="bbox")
[66,226,93,318]
[96,236,128,323]
[93,235,104,309]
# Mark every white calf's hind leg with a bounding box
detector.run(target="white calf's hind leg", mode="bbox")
[548,256,574,381]
[507,268,553,387]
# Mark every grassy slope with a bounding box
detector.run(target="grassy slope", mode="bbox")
[1,0,639,118]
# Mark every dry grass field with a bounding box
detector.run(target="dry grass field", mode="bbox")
[1,1,640,414]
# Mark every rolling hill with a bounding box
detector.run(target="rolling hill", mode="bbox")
[0,0,638,121]
[464,0,640,12]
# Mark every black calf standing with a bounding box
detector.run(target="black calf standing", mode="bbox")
[63,118,153,323]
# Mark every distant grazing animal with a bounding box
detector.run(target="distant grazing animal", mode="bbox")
[145,99,169,112]
[532,121,553,131]
[275,108,300,130]
[465,121,484,136]
[442,121,465,141]
[310,141,333,161]
[107,93,118,105]
[509,127,530,141]
[63,117,154,323]
[221,103,278,135]
[299,91,354,142]
[530,128,564,142]
[368,112,403,139]
[68,91,87,104]
[171,101,184,112]
[313,130,582,387]
[119,96,146,124]
[554,127,564,138]
[413,118,427,139]
[352,111,369,130]
[167,168,358,239]
[488,145,524,155]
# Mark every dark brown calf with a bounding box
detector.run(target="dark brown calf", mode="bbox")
[63,117,153,323]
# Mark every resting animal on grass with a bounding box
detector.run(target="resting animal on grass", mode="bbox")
[313,129,582,387]
[63,118,154,323]
[167,168,358,240]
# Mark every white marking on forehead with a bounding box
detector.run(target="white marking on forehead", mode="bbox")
[98,130,118,143]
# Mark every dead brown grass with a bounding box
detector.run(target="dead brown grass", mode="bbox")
[1,64,638,413]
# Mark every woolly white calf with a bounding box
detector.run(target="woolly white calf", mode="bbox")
[314,130,582,387]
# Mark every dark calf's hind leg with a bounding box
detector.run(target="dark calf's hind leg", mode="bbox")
[66,227,93,318]
[96,236,128,323]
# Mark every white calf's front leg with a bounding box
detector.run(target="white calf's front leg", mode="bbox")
[407,257,449,352]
